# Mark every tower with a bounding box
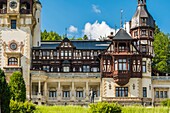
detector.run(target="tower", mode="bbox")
[0,0,42,99]
[130,0,155,103]
[130,0,155,58]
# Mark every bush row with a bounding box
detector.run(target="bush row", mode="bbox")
[88,102,122,113]
[10,100,36,113]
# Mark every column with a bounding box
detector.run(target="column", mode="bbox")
[44,82,47,101]
[58,82,61,100]
[152,87,155,107]
[85,82,89,101]
[38,80,41,95]
[169,88,170,99]
[71,82,75,100]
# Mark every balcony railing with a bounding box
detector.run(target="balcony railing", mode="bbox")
[3,66,22,73]
[20,9,31,14]
[31,71,101,78]
[0,9,7,14]
[31,95,46,101]
[152,76,170,80]
[48,97,57,101]
[76,97,85,100]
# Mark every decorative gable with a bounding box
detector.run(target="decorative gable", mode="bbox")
[58,38,75,49]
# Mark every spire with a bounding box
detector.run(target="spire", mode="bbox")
[120,9,123,28]
[138,0,146,5]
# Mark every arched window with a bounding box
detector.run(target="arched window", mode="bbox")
[8,57,18,66]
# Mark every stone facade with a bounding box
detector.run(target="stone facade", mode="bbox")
[0,0,170,106]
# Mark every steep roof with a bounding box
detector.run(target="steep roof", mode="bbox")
[131,2,155,29]
[113,29,133,40]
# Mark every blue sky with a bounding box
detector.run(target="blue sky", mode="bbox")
[41,0,170,39]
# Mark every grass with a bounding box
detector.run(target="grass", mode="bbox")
[35,106,169,113]
[122,106,169,113]
[35,106,88,113]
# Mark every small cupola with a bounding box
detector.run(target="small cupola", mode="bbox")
[130,0,155,29]
[138,0,146,5]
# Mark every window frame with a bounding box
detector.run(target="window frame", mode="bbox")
[11,20,17,29]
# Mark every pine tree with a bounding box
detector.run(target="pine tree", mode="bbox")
[9,71,26,102]
[0,69,10,113]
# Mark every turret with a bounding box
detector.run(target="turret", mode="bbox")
[32,0,42,47]
[130,0,155,58]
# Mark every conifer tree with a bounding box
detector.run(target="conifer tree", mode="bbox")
[9,71,26,102]
[0,69,10,113]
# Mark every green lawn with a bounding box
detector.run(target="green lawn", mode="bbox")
[35,106,169,113]
[35,106,88,113]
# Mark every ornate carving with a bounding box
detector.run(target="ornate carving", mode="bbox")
[8,40,19,51]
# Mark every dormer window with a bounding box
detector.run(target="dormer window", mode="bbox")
[141,18,146,24]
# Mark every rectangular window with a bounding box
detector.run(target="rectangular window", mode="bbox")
[150,31,153,37]
[164,91,168,98]
[141,30,147,36]
[134,31,138,37]
[63,91,70,98]
[43,66,50,72]
[11,20,16,29]
[143,87,147,97]
[142,45,147,53]
[142,61,146,73]
[63,67,69,72]
[83,65,90,72]
[76,91,84,98]
[49,91,57,97]
[160,91,163,98]
[118,59,127,71]
[116,87,128,97]
[156,91,159,98]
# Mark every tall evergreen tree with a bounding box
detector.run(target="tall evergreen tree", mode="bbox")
[0,69,10,113]
[9,71,26,102]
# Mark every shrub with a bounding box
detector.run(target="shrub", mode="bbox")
[88,102,122,113]
[9,71,26,102]
[161,99,170,107]
[10,100,36,113]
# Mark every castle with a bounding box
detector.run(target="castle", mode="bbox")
[0,0,169,106]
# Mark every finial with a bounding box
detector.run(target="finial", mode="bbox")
[65,28,67,38]
[138,0,146,5]
[125,18,127,31]
[120,9,123,29]
[114,24,117,34]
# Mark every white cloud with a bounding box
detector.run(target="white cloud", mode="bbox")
[83,21,115,40]
[83,21,131,40]
[92,4,101,14]
[68,25,78,33]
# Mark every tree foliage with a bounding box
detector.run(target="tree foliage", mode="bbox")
[9,71,26,102]
[41,30,62,41]
[153,25,170,73]
[41,30,89,41]
[0,69,10,113]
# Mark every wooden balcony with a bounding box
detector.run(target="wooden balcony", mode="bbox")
[113,71,131,86]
